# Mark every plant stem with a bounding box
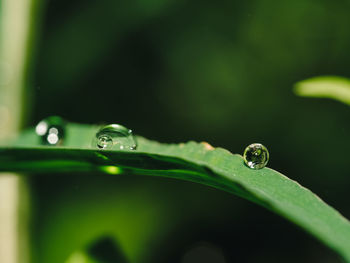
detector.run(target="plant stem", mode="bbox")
[0,0,41,262]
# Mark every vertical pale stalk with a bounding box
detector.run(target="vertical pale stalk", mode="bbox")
[0,0,39,262]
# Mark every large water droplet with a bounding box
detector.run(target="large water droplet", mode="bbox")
[243,143,269,169]
[95,124,137,150]
[35,116,65,146]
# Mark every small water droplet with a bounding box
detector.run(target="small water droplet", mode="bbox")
[35,116,65,146]
[243,143,269,169]
[95,124,137,150]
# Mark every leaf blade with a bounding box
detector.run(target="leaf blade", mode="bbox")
[294,75,350,105]
[1,124,350,261]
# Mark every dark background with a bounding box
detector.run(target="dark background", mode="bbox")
[28,0,350,262]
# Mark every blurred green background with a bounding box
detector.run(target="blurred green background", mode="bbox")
[11,0,350,262]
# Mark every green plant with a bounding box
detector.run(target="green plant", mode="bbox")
[2,0,350,261]
[1,119,350,261]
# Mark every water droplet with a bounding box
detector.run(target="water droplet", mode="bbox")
[35,116,65,146]
[95,124,137,150]
[243,143,269,169]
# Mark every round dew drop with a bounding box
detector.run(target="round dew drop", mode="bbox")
[243,143,269,169]
[35,116,66,146]
[95,124,137,150]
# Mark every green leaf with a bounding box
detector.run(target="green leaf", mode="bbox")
[1,123,350,261]
[294,75,350,105]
